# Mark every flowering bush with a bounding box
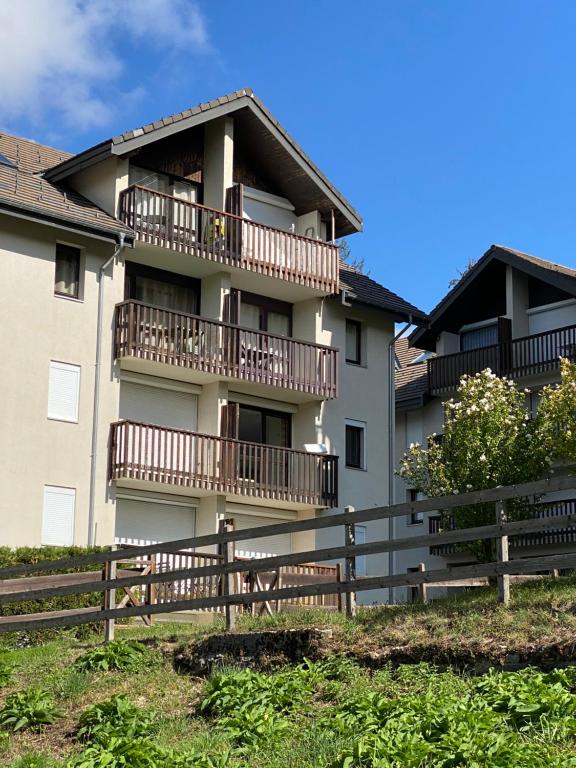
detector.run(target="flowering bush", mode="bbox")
[533,358,576,464]
[397,364,576,559]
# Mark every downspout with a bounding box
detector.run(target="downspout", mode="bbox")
[88,233,126,546]
[387,316,412,603]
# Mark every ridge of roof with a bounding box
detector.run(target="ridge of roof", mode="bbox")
[44,88,362,232]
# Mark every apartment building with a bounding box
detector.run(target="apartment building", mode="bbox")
[394,244,576,601]
[0,88,426,580]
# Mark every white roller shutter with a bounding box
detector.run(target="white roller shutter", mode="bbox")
[42,486,75,545]
[119,382,197,431]
[115,498,196,545]
[48,362,80,422]
[232,514,292,557]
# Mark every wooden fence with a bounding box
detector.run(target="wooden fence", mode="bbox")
[1,474,576,638]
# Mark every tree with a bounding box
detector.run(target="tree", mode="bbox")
[396,365,576,560]
[448,257,477,288]
[337,238,369,275]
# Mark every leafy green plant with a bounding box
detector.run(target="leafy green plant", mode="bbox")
[0,689,60,732]
[76,695,156,743]
[66,736,230,768]
[0,660,12,687]
[74,640,146,672]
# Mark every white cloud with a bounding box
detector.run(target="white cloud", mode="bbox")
[0,0,210,131]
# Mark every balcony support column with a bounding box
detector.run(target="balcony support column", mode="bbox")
[204,117,234,211]
[505,265,529,338]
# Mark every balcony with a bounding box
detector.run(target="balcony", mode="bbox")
[109,420,338,508]
[428,323,576,395]
[114,301,338,399]
[428,499,576,557]
[119,186,339,294]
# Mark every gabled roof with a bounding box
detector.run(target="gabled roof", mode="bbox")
[339,262,428,324]
[0,133,133,242]
[410,244,576,349]
[44,88,362,237]
[394,337,430,409]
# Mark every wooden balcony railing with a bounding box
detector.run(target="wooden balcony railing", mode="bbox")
[428,323,576,394]
[119,185,339,293]
[114,300,338,399]
[109,420,338,508]
[429,498,576,556]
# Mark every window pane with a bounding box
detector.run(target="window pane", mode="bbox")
[54,245,80,297]
[268,311,290,337]
[238,407,263,443]
[265,413,290,447]
[241,303,261,330]
[345,424,364,468]
[133,275,197,313]
[345,320,361,363]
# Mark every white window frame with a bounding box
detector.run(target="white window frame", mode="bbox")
[47,361,81,423]
[345,418,367,471]
[42,485,76,546]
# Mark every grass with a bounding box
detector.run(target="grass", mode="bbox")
[0,576,576,766]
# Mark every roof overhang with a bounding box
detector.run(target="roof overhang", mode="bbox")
[44,90,362,237]
[410,244,576,350]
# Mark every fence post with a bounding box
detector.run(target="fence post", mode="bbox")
[496,500,510,606]
[220,518,236,631]
[145,556,156,625]
[103,549,117,643]
[344,505,356,619]
[336,563,343,614]
[417,562,429,604]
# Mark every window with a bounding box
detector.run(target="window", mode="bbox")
[240,291,292,337]
[42,486,75,545]
[407,488,424,525]
[54,243,81,298]
[125,262,200,314]
[460,323,498,351]
[345,420,366,469]
[345,319,362,364]
[48,362,80,422]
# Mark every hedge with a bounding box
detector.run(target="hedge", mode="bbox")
[0,546,108,645]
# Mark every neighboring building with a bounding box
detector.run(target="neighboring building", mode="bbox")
[394,244,576,601]
[0,88,426,585]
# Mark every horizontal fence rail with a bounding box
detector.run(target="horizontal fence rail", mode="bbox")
[1,473,576,635]
[429,498,576,556]
[428,323,576,394]
[114,300,338,399]
[119,186,339,293]
[109,420,339,508]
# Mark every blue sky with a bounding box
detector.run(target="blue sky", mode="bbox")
[2,0,575,314]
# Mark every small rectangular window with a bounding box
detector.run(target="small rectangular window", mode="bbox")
[48,361,80,422]
[345,421,365,469]
[54,243,81,298]
[407,489,424,525]
[345,319,362,364]
[42,486,75,545]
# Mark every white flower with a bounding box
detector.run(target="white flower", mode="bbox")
[479,454,487,462]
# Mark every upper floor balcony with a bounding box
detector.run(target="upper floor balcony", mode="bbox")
[428,323,576,395]
[109,420,338,509]
[114,300,338,400]
[119,185,340,294]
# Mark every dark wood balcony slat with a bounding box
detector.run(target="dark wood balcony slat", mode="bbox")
[115,300,338,398]
[119,185,339,294]
[428,323,576,394]
[110,421,338,508]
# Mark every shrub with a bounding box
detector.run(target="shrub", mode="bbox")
[77,695,156,743]
[75,640,146,672]
[0,688,60,732]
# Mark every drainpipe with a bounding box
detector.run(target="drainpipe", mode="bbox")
[387,316,412,603]
[88,233,126,546]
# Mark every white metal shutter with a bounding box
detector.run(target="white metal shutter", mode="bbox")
[232,514,292,558]
[42,486,75,545]
[119,382,197,431]
[115,498,196,544]
[47,362,80,422]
